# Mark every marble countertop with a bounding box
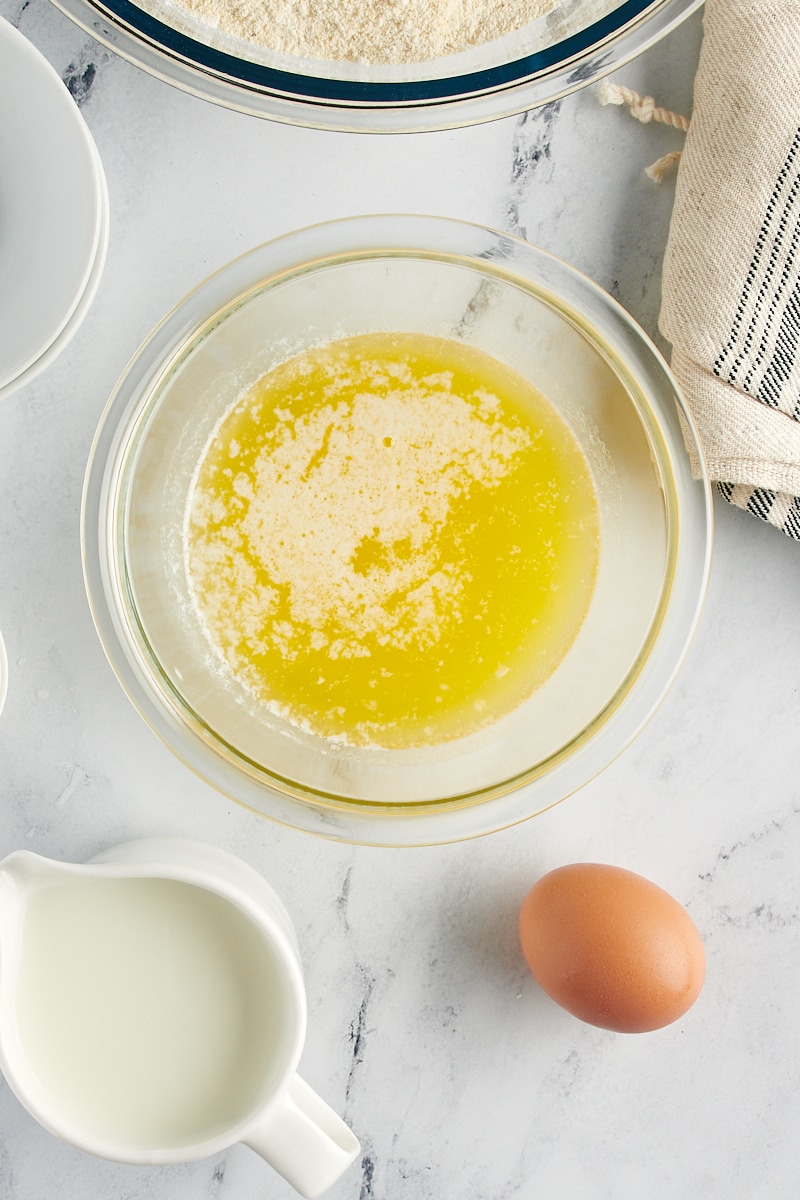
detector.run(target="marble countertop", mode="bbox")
[1,3,799,1198]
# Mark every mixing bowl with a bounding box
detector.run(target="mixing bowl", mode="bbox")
[82,214,711,845]
[52,0,702,131]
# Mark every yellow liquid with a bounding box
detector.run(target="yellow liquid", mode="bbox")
[186,333,599,748]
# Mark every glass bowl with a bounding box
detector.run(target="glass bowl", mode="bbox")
[52,0,702,132]
[82,214,711,845]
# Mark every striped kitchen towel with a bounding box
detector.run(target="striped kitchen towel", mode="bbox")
[659,0,800,539]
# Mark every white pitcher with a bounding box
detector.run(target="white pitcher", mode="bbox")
[0,838,359,1198]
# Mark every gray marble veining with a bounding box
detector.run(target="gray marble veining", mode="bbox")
[1,2,799,1198]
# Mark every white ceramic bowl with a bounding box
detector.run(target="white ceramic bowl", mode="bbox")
[0,17,109,400]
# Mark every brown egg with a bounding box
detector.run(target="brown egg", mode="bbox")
[519,863,705,1033]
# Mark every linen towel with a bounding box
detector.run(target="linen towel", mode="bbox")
[659,0,800,538]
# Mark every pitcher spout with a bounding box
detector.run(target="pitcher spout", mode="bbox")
[0,851,85,926]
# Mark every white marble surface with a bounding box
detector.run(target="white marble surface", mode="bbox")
[1,3,800,1198]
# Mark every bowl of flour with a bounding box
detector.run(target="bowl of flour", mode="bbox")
[50,0,702,130]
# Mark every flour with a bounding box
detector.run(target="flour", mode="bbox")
[166,0,566,64]
[187,353,531,663]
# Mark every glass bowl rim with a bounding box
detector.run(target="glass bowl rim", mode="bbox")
[51,0,703,131]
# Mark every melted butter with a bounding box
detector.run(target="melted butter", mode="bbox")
[186,332,599,748]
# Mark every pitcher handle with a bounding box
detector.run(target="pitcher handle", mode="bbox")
[243,1074,360,1198]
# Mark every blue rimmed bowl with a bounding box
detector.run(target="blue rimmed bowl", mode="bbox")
[51,0,701,132]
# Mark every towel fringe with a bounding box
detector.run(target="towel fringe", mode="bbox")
[598,81,689,181]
